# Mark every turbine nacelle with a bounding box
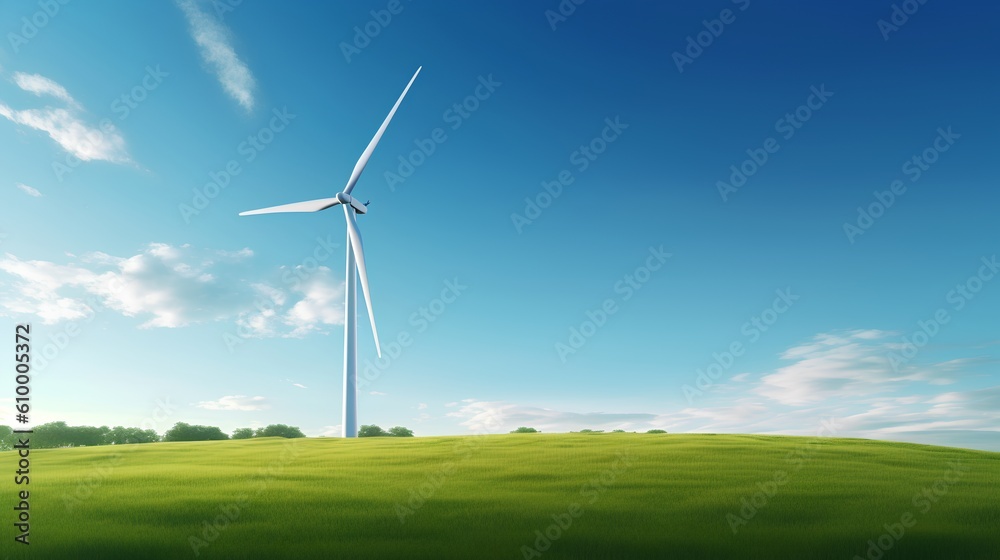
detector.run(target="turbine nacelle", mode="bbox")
[337,192,368,215]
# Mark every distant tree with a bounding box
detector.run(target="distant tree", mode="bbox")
[132,428,160,443]
[231,428,254,440]
[254,424,306,438]
[24,423,152,447]
[77,425,111,446]
[510,427,539,433]
[107,426,160,445]
[612,429,626,433]
[646,429,667,434]
[107,426,126,445]
[163,422,229,442]
[358,424,387,437]
[388,426,414,437]
[33,421,72,448]
[578,429,603,433]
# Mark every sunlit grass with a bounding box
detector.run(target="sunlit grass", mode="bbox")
[5,433,999,559]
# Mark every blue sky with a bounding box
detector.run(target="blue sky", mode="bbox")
[1,0,998,449]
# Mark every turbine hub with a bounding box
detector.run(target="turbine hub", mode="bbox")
[336,192,352,204]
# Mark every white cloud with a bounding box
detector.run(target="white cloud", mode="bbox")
[0,74,130,164]
[235,266,345,339]
[448,381,1000,450]
[13,72,80,107]
[176,0,256,111]
[280,267,345,336]
[16,183,42,197]
[437,328,1000,448]
[755,330,955,406]
[0,104,130,163]
[0,255,101,323]
[0,243,344,336]
[316,424,343,437]
[196,395,268,411]
[91,243,251,328]
[448,400,658,433]
[216,247,254,260]
[417,403,427,410]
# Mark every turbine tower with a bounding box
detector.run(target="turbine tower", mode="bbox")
[238,67,421,437]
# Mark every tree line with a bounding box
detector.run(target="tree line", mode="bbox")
[0,421,330,450]
[0,422,669,449]
[358,425,413,437]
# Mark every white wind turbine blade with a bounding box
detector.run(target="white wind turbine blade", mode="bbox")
[343,67,422,196]
[343,205,381,357]
[239,197,342,216]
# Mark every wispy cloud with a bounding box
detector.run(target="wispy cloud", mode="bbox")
[446,327,1000,450]
[196,395,268,411]
[448,400,658,433]
[0,73,130,164]
[215,247,254,261]
[449,391,1000,450]
[292,383,307,389]
[754,330,958,406]
[13,72,80,108]
[176,0,256,111]
[16,183,42,197]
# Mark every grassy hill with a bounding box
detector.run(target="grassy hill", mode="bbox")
[4,433,999,559]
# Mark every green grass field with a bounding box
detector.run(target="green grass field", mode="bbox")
[3,433,999,559]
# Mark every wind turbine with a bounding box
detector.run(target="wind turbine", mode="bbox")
[238,67,421,437]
